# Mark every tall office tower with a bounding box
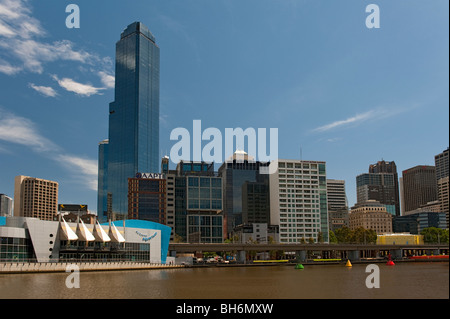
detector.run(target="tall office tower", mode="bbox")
[218,150,270,237]
[326,180,349,231]
[401,165,437,214]
[435,147,449,227]
[165,159,223,243]
[437,177,449,225]
[356,160,400,216]
[128,173,166,224]
[326,180,348,211]
[0,194,13,217]
[435,147,449,180]
[13,176,58,221]
[105,22,160,219]
[269,160,329,243]
[97,139,109,220]
[241,180,270,225]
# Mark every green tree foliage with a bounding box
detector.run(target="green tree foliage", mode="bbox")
[329,230,338,244]
[421,227,449,244]
[333,226,377,244]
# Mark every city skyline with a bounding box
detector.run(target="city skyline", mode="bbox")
[0,0,448,214]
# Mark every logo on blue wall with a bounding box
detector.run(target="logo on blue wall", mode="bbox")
[136,230,157,242]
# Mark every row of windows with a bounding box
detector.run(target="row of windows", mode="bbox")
[188,187,222,199]
[188,177,221,188]
[278,163,320,169]
[188,199,222,210]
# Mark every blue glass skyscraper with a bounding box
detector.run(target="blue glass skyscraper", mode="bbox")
[102,22,160,218]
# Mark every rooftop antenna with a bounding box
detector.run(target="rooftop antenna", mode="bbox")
[300,146,303,161]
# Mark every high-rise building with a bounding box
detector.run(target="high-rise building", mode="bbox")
[435,147,449,227]
[356,160,400,216]
[326,179,349,231]
[438,177,449,227]
[185,174,223,243]
[401,165,437,214]
[103,22,160,219]
[0,194,13,217]
[128,173,166,225]
[164,158,223,243]
[269,159,329,243]
[435,147,449,181]
[97,139,109,220]
[241,180,270,225]
[13,176,58,221]
[326,179,348,211]
[218,150,270,237]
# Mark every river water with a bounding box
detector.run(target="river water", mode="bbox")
[0,262,448,299]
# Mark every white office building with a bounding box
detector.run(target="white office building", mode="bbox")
[269,160,329,243]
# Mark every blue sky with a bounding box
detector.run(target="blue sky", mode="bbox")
[0,0,448,213]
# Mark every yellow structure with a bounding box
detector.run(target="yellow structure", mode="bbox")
[376,233,424,245]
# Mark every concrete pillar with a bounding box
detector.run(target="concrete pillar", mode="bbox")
[348,250,360,261]
[237,250,246,263]
[391,249,402,260]
[296,251,307,262]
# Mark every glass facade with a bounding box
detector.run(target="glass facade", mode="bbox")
[218,160,270,236]
[97,140,109,220]
[106,22,160,217]
[187,176,222,211]
[0,237,34,261]
[356,173,399,216]
[59,241,151,262]
[187,214,223,243]
[241,181,270,224]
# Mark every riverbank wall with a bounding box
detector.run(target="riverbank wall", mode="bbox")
[0,261,184,274]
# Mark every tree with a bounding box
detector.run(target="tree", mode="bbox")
[335,227,352,243]
[329,230,338,244]
[421,227,449,244]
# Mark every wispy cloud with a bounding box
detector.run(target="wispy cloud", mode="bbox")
[29,83,58,97]
[52,74,105,97]
[0,108,59,152]
[0,107,98,190]
[310,107,404,133]
[311,110,377,133]
[0,0,114,96]
[56,155,98,191]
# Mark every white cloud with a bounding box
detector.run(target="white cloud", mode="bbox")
[0,108,59,152]
[52,74,105,97]
[0,107,98,191]
[56,154,98,191]
[98,71,115,89]
[29,83,58,97]
[0,59,21,75]
[0,0,114,95]
[311,110,377,133]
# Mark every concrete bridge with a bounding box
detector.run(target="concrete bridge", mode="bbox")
[169,243,449,262]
